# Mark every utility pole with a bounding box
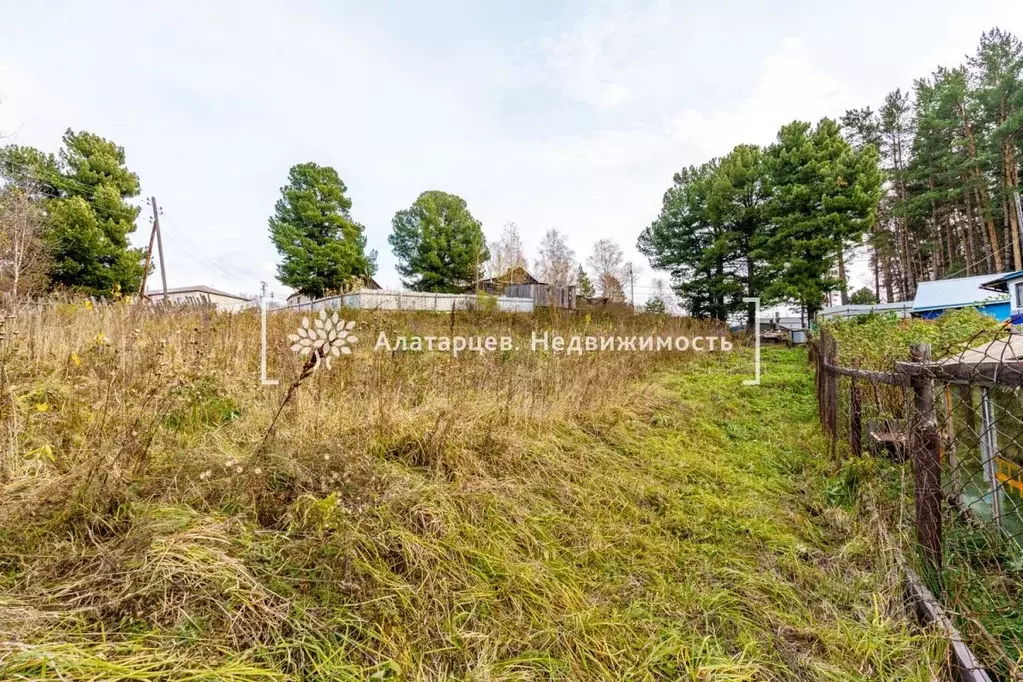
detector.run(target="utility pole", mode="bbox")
[629,263,634,310]
[1015,191,1023,269]
[151,197,169,300]
[138,209,158,299]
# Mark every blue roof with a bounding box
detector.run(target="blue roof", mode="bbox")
[912,275,1009,312]
[980,270,1023,293]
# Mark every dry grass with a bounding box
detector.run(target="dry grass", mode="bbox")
[0,302,943,680]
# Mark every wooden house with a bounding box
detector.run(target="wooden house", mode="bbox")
[474,267,576,310]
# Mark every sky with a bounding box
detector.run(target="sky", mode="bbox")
[1,0,1021,302]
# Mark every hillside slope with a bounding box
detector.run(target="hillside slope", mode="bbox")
[0,329,940,680]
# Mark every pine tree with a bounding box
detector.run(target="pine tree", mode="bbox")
[706,144,771,323]
[269,163,376,298]
[389,191,489,292]
[841,107,891,299]
[46,130,146,296]
[971,29,1023,271]
[639,161,737,320]
[761,119,881,319]
[575,264,595,297]
[642,297,667,314]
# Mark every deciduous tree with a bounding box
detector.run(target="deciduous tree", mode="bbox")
[535,228,575,286]
[487,222,527,280]
[586,239,626,298]
[0,186,49,297]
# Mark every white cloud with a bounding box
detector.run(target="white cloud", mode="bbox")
[0,0,1020,297]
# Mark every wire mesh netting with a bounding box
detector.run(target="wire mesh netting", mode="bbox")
[813,326,1023,680]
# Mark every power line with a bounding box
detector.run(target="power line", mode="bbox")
[938,239,1013,281]
[161,230,242,282]
[157,217,253,282]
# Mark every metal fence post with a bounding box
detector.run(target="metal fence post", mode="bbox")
[978,387,1003,528]
[909,343,942,578]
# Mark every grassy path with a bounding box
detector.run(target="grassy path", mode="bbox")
[0,347,942,681]
[627,347,943,680]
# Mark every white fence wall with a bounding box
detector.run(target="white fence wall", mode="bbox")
[280,289,534,314]
[817,302,914,320]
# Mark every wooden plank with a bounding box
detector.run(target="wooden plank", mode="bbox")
[904,566,994,682]
[896,361,1023,389]
[823,362,910,386]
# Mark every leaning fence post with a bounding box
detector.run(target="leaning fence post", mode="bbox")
[909,343,942,578]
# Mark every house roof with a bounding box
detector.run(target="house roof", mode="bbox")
[980,270,1023,294]
[148,285,251,301]
[819,302,914,317]
[912,275,1009,312]
[932,335,1023,367]
[480,266,542,286]
[757,315,803,331]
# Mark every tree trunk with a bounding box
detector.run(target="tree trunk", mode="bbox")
[959,199,975,276]
[964,192,989,273]
[1006,141,1021,271]
[837,248,848,305]
[960,105,1004,272]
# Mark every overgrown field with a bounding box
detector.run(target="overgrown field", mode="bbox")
[0,304,941,680]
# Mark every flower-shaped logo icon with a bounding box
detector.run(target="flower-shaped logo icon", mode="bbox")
[288,310,357,371]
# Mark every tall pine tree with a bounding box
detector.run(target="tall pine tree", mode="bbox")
[389,191,489,292]
[762,119,881,319]
[269,162,376,298]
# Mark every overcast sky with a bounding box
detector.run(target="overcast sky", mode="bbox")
[1,0,1021,300]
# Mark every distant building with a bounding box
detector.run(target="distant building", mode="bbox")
[817,301,915,320]
[475,266,540,295]
[759,313,803,332]
[979,270,1023,324]
[284,289,534,314]
[912,275,1010,321]
[474,267,576,309]
[577,295,610,308]
[146,285,254,311]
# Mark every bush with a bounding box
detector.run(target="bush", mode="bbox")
[820,307,1004,370]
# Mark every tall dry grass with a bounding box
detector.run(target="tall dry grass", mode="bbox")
[0,303,943,680]
[0,301,765,679]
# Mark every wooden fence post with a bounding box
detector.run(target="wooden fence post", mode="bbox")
[850,360,861,457]
[825,334,838,440]
[909,343,943,579]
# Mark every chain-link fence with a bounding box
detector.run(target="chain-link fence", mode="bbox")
[813,327,1023,681]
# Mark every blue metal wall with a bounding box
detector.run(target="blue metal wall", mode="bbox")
[916,301,1011,322]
